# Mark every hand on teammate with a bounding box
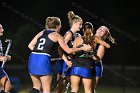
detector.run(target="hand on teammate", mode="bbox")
[82,44,92,52]
[66,60,72,67]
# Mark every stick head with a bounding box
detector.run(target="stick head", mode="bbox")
[5,39,12,46]
[5,39,12,43]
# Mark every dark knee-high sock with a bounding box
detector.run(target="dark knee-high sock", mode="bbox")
[10,88,18,93]
[29,88,39,93]
[1,88,17,93]
[0,90,8,93]
[0,90,5,93]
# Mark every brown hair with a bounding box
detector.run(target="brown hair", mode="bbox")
[45,17,61,29]
[82,22,97,49]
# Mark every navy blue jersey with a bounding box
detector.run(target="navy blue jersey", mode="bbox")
[75,37,96,58]
[67,30,80,48]
[33,30,56,54]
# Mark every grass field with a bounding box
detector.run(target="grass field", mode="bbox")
[4,65,140,93]
[16,84,140,93]
[95,86,140,93]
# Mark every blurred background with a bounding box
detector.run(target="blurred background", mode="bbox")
[0,0,140,93]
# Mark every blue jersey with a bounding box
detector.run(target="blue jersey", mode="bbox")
[67,30,80,48]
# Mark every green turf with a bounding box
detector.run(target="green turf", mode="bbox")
[17,85,140,93]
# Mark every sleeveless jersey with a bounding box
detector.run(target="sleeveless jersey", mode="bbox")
[74,37,96,59]
[67,30,80,48]
[72,37,96,69]
[33,30,56,54]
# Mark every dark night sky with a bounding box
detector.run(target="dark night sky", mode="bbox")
[0,0,139,66]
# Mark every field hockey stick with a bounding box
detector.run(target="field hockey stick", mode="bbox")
[1,39,12,69]
[64,82,70,93]
[51,58,62,61]
[51,67,70,91]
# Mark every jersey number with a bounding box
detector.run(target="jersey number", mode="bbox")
[37,38,46,50]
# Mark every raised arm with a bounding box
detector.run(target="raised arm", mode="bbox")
[64,31,72,44]
[96,45,105,59]
[57,34,91,54]
[28,31,42,50]
[92,45,105,62]
[95,37,110,48]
